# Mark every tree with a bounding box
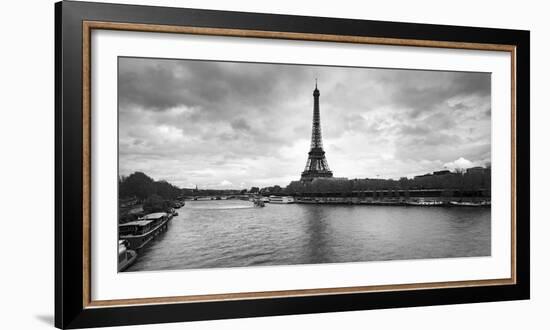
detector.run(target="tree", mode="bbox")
[142,194,170,213]
[153,180,181,200]
[119,172,184,202]
[119,172,155,200]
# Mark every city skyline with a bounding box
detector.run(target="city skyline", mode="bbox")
[119,57,491,189]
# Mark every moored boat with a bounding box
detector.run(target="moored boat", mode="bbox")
[119,212,171,250]
[269,196,295,204]
[406,199,444,206]
[450,200,491,207]
[168,208,178,218]
[118,240,137,272]
[173,200,185,208]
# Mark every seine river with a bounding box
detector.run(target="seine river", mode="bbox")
[127,200,490,271]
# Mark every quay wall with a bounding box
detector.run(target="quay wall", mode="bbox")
[294,195,489,206]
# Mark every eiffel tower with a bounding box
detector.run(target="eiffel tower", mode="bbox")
[301,80,333,182]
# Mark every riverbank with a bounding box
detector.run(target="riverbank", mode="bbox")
[293,197,490,207]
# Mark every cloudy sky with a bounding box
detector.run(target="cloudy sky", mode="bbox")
[118,57,491,189]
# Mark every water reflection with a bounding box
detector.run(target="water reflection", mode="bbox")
[302,205,332,263]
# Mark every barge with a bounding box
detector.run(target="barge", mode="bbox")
[118,240,137,272]
[119,212,171,250]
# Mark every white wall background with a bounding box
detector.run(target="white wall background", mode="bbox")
[0,0,546,329]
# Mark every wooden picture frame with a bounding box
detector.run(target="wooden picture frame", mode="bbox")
[55,1,530,328]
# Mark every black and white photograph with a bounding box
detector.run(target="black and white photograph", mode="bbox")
[117,57,492,272]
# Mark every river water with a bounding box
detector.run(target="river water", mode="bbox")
[127,200,490,271]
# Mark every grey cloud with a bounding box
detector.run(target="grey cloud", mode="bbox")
[399,124,431,136]
[119,58,306,116]
[384,71,490,118]
[230,118,252,131]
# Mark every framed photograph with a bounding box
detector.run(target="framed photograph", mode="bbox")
[55,1,530,328]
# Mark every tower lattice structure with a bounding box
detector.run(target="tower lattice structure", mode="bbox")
[301,81,333,182]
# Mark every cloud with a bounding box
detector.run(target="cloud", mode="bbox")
[443,157,478,171]
[230,118,252,131]
[118,57,491,188]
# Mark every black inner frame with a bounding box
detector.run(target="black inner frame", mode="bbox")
[55,1,530,329]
